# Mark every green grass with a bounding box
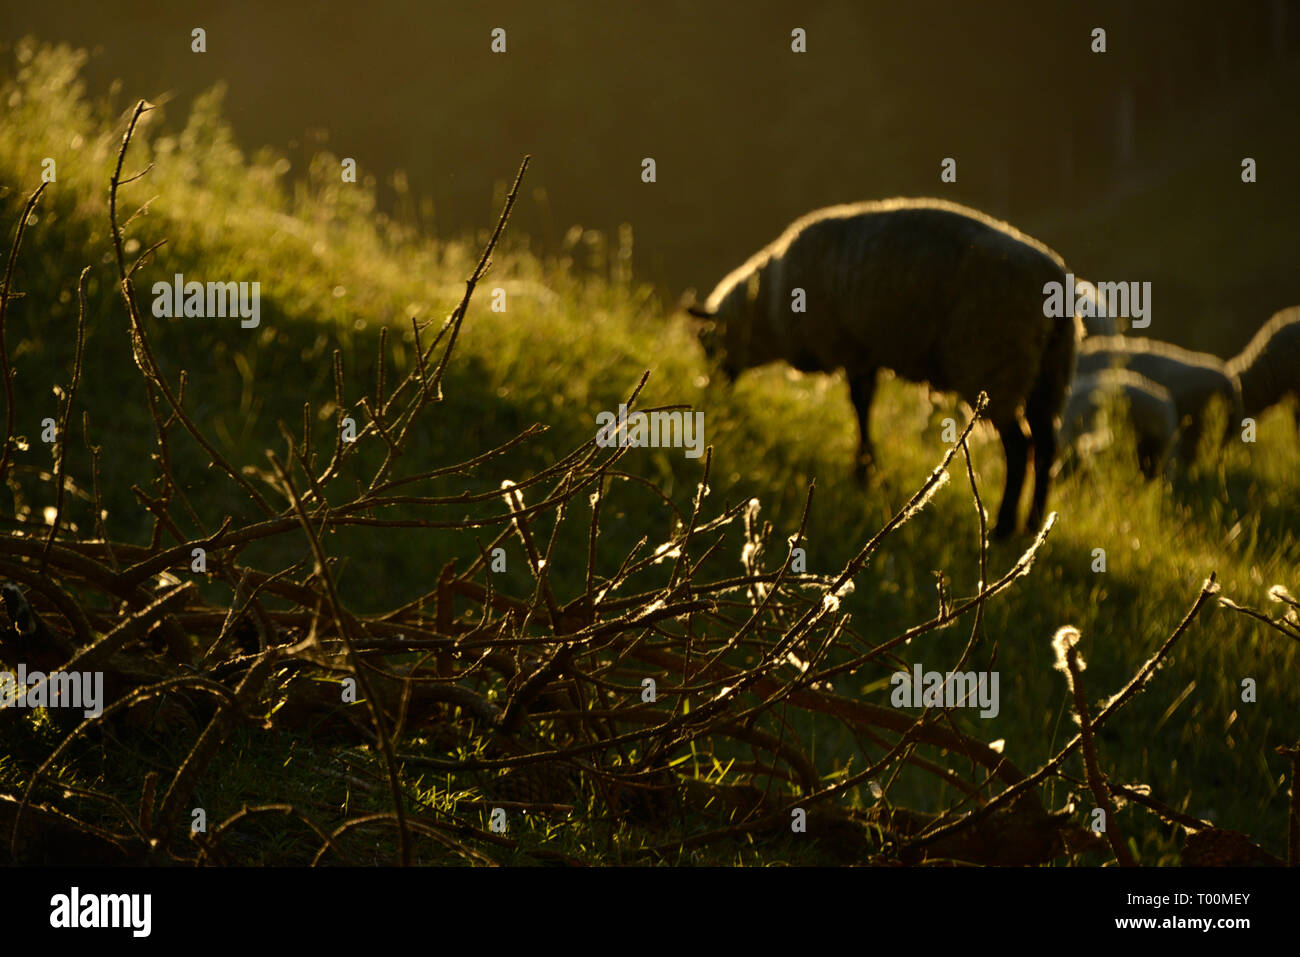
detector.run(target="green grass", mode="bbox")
[2,40,1298,864]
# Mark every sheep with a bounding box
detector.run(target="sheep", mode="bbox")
[1225,306,1300,427]
[1057,368,1178,479]
[686,197,1083,539]
[1075,335,1241,462]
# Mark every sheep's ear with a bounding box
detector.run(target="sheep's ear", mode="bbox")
[680,288,715,320]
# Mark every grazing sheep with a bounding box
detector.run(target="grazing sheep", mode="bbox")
[1225,306,1300,426]
[1058,368,1178,479]
[1076,336,1241,461]
[686,197,1083,539]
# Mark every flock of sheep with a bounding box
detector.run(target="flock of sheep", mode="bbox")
[1061,307,1299,481]
[686,198,1298,537]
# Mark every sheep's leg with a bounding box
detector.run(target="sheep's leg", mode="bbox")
[1219,395,1245,449]
[848,369,878,484]
[992,415,1030,539]
[1142,437,1174,480]
[1024,401,1057,529]
[1219,414,1237,447]
[1180,413,1204,462]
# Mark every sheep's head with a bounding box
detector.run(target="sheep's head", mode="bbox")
[684,289,745,384]
[689,310,742,384]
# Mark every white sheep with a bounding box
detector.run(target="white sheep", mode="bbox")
[1058,368,1178,479]
[1226,306,1300,429]
[1076,336,1241,462]
[686,197,1083,539]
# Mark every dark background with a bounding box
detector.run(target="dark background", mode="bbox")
[4,0,1297,356]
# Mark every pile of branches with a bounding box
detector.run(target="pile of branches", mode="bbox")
[0,102,1296,866]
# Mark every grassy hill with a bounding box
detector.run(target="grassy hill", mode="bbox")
[2,40,1298,864]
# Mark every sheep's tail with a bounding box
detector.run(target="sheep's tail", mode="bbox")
[1030,311,1082,428]
[1019,309,1079,531]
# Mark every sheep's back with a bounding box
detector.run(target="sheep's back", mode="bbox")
[1078,336,1235,414]
[772,201,1068,418]
[1225,306,1300,416]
